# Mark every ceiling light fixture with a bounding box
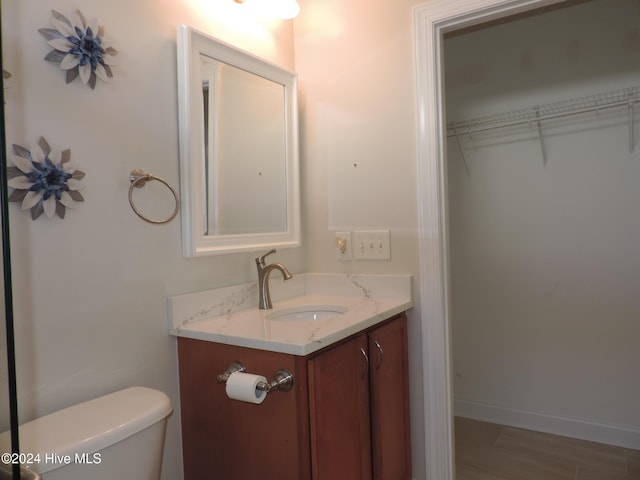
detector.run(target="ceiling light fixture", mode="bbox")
[234,0,300,19]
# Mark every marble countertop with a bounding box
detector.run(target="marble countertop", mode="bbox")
[168,273,412,356]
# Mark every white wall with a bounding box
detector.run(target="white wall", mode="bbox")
[293,0,425,476]
[1,1,303,479]
[445,0,640,445]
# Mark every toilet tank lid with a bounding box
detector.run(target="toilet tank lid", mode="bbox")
[10,387,172,473]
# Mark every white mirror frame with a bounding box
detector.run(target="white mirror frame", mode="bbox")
[176,25,300,256]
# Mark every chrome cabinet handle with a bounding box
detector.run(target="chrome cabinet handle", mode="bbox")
[360,347,369,378]
[373,340,384,369]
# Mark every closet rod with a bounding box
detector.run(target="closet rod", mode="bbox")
[446,86,640,138]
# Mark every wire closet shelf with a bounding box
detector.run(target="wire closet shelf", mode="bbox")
[447,86,640,168]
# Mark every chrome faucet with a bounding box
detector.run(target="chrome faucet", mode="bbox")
[255,249,293,309]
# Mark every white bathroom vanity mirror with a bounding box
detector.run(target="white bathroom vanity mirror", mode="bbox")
[176,25,300,256]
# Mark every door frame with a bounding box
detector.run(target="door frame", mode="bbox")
[412,1,566,478]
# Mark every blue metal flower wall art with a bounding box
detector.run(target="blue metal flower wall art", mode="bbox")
[39,10,117,90]
[7,137,86,220]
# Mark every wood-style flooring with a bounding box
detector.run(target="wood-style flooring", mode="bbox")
[455,417,640,480]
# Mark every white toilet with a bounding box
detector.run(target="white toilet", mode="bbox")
[2,386,172,480]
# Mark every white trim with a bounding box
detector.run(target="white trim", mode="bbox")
[455,399,640,451]
[176,25,301,256]
[412,1,566,479]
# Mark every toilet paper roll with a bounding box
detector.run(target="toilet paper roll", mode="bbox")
[225,372,268,404]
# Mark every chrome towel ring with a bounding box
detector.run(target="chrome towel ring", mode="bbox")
[128,169,180,224]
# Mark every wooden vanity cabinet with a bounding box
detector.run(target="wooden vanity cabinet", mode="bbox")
[177,313,411,480]
[178,338,312,480]
[308,314,412,480]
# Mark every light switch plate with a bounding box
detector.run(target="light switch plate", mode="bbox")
[352,230,391,260]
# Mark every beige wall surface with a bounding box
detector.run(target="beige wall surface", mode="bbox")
[2,1,301,479]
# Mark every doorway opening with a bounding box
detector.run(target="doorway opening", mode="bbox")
[415,0,640,478]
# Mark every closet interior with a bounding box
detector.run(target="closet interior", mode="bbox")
[443,0,640,473]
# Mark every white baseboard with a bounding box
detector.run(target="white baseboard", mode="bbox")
[454,398,640,450]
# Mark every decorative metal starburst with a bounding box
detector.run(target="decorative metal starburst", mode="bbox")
[39,10,117,90]
[8,137,85,220]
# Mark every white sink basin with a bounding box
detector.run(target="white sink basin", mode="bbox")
[266,304,348,322]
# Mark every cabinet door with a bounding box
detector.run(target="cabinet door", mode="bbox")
[308,335,372,480]
[369,315,412,480]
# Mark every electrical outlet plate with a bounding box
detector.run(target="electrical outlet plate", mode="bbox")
[335,231,352,260]
[352,230,391,260]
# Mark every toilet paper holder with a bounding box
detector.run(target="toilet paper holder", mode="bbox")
[217,361,294,393]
